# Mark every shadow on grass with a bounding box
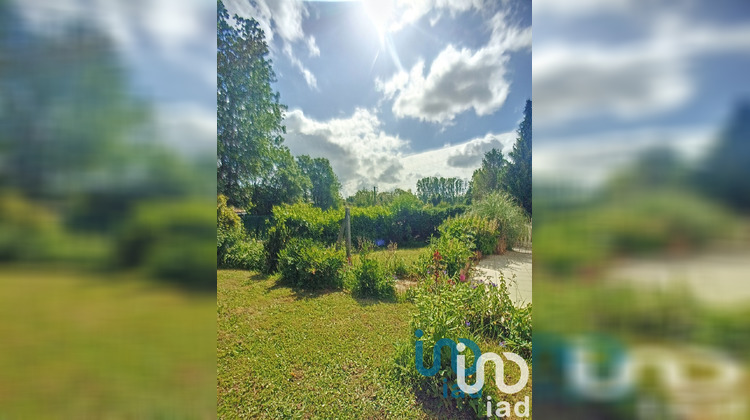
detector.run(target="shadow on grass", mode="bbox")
[410,384,477,420]
[266,278,342,301]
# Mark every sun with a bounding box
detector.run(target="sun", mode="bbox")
[362,0,394,46]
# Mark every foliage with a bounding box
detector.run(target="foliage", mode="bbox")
[0,191,66,261]
[218,194,263,270]
[217,0,286,208]
[469,191,529,249]
[278,238,345,289]
[297,155,342,210]
[116,200,215,289]
[534,189,737,276]
[264,202,466,271]
[414,236,475,280]
[503,99,532,215]
[382,242,411,278]
[249,147,310,215]
[393,275,532,416]
[352,250,396,300]
[696,101,750,211]
[222,236,265,271]
[439,214,500,256]
[416,177,468,205]
[217,194,241,231]
[217,270,422,419]
[346,188,379,207]
[469,149,508,202]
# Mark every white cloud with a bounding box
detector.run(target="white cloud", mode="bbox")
[284,107,518,195]
[534,126,716,188]
[377,12,530,124]
[283,108,407,196]
[13,0,216,88]
[156,104,217,155]
[398,130,516,191]
[388,0,487,32]
[534,13,750,125]
[224,0,319,89]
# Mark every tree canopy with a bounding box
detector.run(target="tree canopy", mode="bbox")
[297,155,342,210]
[217,0,286,208]
[502,99,532,215]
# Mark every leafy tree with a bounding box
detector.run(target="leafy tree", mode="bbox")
[217,0,286,208]
[503,99,532,215]
[347,188,379,207]
[469,149,508,202]
[296,155,342,210]
[697,101,750,211]
[250,147,310,215]
[416,177,467,205]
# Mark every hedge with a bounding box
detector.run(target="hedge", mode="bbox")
[264,202,466,272]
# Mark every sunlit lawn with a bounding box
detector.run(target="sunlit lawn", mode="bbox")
[0,266,216,419]
[217,269,486,419]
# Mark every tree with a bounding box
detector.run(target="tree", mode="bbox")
[296,155,342,210]
[416,177,467,205]
[697,101,750,211]
[470,149,508,202]
[217,0,286,208]
[250,147,310,214]
[347,188,378,207]
[503,99,532,215]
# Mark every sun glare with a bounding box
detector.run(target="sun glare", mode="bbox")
[362,0,393,46]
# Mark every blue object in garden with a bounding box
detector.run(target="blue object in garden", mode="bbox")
[375,239,386,247]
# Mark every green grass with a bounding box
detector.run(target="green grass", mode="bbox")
[369,247,424,267]
[218,269,481,419]
[0,267,216,419]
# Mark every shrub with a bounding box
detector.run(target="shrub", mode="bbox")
[414,236,474,280]
[278,238,345,289]
[223,237,265,271]
[470,192,529,249]
[0,191,66,261]
[353,252,396,299]
[217,195,245,267]
[118,199,216,290]
[264,202,467,271]
[393,276,531,417]
[439,214,499,255]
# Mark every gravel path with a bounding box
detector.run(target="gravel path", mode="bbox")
[606,248,750,307]
[474,249,532,307]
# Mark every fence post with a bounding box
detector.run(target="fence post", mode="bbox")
[345,206,352,264]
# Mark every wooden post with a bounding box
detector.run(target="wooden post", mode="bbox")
[345,206,352,264]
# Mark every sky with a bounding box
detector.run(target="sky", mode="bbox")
[224,0,531,196]
[532,0,750,187]
[11,0,217,156]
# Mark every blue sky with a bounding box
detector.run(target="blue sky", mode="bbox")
[12,0,217,155]
[532,0,750,186]
[225,0,531,196]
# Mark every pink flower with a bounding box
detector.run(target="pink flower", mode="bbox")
[459,274,466,282]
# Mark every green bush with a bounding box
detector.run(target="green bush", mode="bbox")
[223,237,265,271]
[414,236,474,280]
[438,214,499,255]
[393,275,531,417]
[117,199,215,289]
[0,191,67,261]
[352,252,395,299]
[278,238,345,289]
[470,192,529,249]
[264,202,465,272]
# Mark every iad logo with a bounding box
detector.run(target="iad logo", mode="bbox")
[414,329,531,417]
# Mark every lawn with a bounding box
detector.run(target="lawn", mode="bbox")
[0,266,216,419]
[218,269,485,419]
